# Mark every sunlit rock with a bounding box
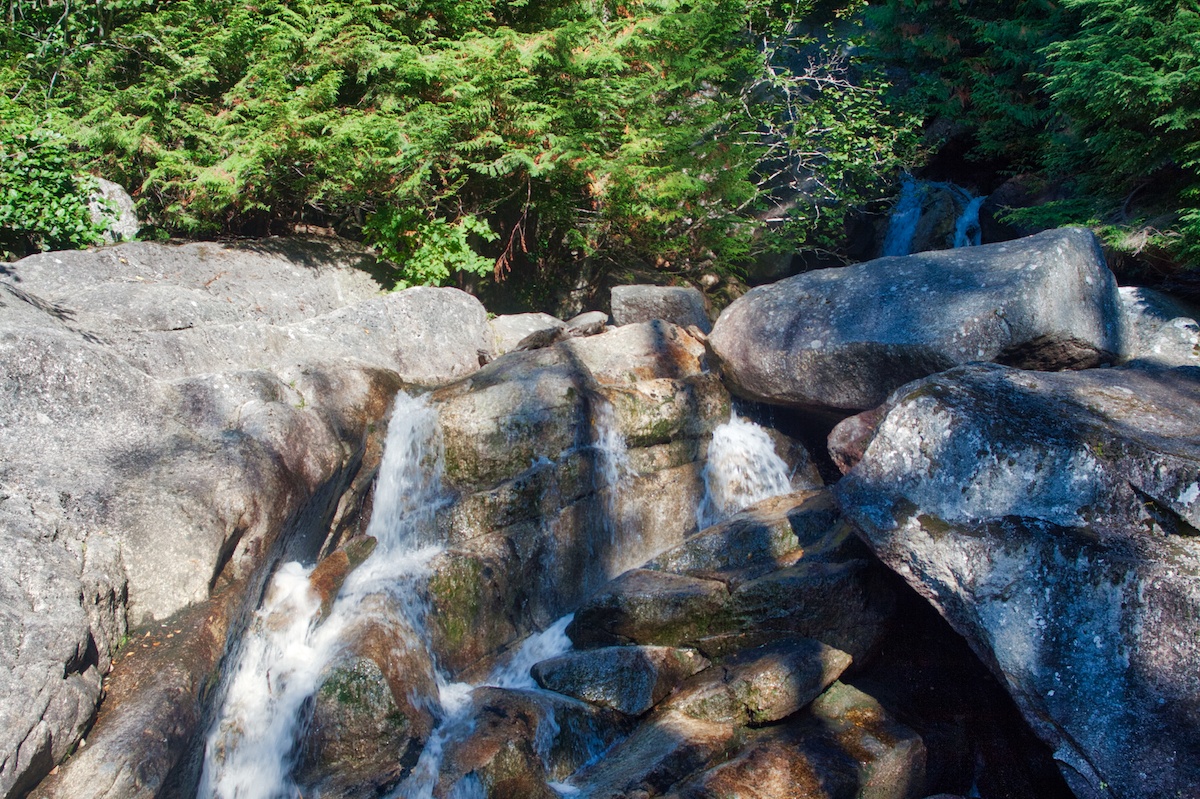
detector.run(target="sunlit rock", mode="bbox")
[835,362,1200,799]
[711,227,1122,412]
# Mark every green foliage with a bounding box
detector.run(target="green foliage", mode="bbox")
[863,0,1071,167]
[868,0,1200,270]
[0,113,102,258]
[1,0,918,284]
[1042,0,1200,263]
[366,208,499,288]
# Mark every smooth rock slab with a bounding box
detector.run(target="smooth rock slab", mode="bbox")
[0,239,468,799]
[611,285,712,333]
[834,362,1200,799]
[710,227,1121,411]
[661,637,851,725]
[532,646,709,716]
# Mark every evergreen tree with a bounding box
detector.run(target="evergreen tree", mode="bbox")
[1,0,918,288]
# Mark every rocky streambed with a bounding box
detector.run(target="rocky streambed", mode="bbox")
[2,229,1198,799]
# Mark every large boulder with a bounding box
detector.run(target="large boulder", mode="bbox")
[1,239,489,799]
[834,362,1200,799]
[531,645,709,716]
[710,227,1122,412]
[660,637,851,726]
[667,682,927,799]
[568,490,895,664]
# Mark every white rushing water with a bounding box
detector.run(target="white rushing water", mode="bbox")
[199,392,447,799]
[953,193,987,249]
[882,175,987,257]
[696,413,792,528]
[199,388,594,799]
[590,396,632,497]
[393,615,575,799]
[588,393,635,558]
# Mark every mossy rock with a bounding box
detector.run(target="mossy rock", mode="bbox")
[295,657,421,799]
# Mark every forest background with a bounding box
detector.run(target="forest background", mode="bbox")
[2,0,1197,306]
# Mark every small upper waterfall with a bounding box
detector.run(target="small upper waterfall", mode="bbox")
[199,392,448,799]
[953,194,986,249]
[882,175,987,257]
[696,413,792,528]
[881,175,924,257]
[589,392,637,564]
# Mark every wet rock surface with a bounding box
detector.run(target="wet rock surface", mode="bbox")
[668,682,926,799]
[10,226,1197,799]
[660,637,851,725]
[710,227,1121,411]
[295,657,421,799]
[531,646,709,716]
[569,491,895,663]
[835,362,1200,799]
[426,321,731,676]
[432,687,628,798]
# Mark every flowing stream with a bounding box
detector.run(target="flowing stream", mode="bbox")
[393,616,575,799]
[199,392,449,799]
[696,413,792,528]
[199,387,626,799]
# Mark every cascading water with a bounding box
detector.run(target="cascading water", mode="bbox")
[881,175,924,257]
[882,174,987,256]
[953,194,987,249]
[394,616,575,799]
[199,386,626,799]
[696,413,792,528]
[199,392,448,799]
[589,395,633,520]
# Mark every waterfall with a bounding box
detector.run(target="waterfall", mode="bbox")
[954,194,986,249]
[881,175,923,257]
[588,393,634,552]
[590,395,632,498]
[882,175,987,256]
[696,413,792,528]
[392,616,575,799]
[199,392,447,799]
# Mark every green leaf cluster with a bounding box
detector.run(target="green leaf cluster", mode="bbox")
[1,0,918,286]
[0,110,103,258]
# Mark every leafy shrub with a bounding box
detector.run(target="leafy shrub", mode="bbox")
[366,208,499,289]
[0,120,102,259]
